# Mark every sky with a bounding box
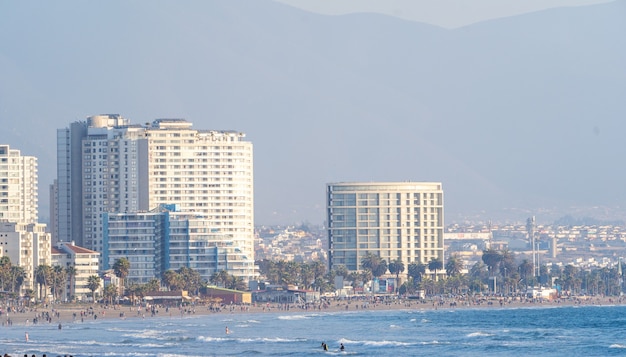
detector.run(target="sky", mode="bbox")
[272,0,614,28]
[0,0,624,226]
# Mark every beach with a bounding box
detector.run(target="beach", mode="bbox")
[2,294,623,328]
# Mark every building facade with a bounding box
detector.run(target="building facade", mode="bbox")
[0,144,38,224]
[51,242,100,301]
[56,115,255,279]
[103,205,256,284]
[0,222,52,295]
[326,182,444,277]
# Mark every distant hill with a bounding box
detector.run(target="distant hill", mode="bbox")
[0,0,625,225]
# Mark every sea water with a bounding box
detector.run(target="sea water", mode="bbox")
[2,305,626,356]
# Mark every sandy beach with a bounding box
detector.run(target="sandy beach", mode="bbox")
[2,295,623,328]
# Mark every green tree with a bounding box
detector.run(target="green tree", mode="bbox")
[103,283,118,305]
[35,265,52,302]
[388,258,405,293]
[9,265,26,294]
[177,267,203,294]
[65,265,77,302]
[428,258,443,281]
[445,255,463,277]
[0,256,11,292]
[163,270,184,291]
[407,262,426,284]
[518,259,534,290]
[51,265,66,302]
[481,249,501,276]
[113,257,131,295]
[86,275,101,303]
[361,252,388,279]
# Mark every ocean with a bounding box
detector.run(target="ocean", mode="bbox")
[2,304,626,356]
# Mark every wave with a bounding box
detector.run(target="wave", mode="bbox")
[610,344,626,349]
[341,338,418,347]
[466,331,494,337]
[277,314,312,320]
[199,335,304,343]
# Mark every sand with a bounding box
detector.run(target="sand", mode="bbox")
[1,295,623,328]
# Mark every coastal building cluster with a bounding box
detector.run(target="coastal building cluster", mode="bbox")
[446,221,626,271]
[1,114,256,300]
[255,225,328,263]
[4,113,625,302]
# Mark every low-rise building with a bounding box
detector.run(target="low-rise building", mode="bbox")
[51,242,100,302]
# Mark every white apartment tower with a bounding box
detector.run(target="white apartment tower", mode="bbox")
[326,182,444,277]
[56,115,255,278]
[0,144,38,224]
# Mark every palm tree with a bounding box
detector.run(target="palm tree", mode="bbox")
[481,249,501,276]
[113,257,130,296]
[445,255,463,277]
[428,258,443,281]
[35,265,52,302]
[408,262,426,285]
[86,275,101,303]
[65,265,77,302]
[163,270,183,291]
[388,258,405,294]
[0,256,11,291]
[51,265,66,302]
[9,265,26,294]
[103,283,118,305]
[361,252,388,278]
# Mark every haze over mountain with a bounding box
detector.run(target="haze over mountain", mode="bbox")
[274,0,614,28]
[1,0,625,225]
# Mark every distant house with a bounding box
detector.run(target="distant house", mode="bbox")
[142,290,190,305]
[202,286,251,304]
[252,286,320,304]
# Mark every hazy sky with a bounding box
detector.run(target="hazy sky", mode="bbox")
[273,0,614,28]
[1,0,624,226]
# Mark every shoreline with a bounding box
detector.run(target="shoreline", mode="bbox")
[2,295,624,327]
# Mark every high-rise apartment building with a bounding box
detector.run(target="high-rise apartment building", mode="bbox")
[0,144,38,224]
[56,115,255,279]
[0,221,52,295]
[0,145,54,296]
[103,205,255,284]
[326,182,444,278]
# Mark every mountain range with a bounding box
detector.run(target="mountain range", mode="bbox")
[1,0,625,225]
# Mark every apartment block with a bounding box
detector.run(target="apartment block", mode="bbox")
[56,115,255,280]
[326,182,444,276]
[103,205,256,284]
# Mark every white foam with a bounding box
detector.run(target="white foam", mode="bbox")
[467,331,493,337]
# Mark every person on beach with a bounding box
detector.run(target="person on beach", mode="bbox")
[225,326,230,334]
[340,343,345,351]
[25,332,28,342]
[321,342,328,351]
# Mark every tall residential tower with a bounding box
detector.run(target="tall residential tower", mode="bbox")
[0,144,38,224]
[326,182,444,277]
[56,115,255,280]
